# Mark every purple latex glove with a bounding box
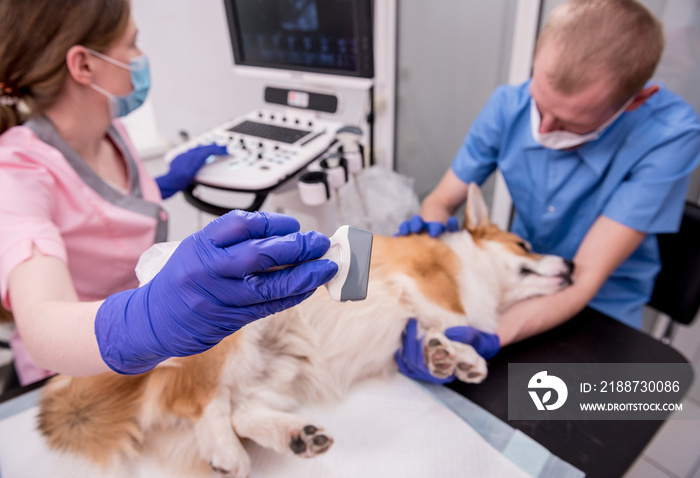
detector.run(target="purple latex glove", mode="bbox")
[396,215,459,238]
[394,318,500,384]
[156,143,227,199]
[95,210,338,374]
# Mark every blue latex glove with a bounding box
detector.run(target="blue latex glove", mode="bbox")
[396,215,459,238]
[395,319,455,384]
[394,319,500,384]
[156,143,227,199]
[95,210,338,374]
[444,325,500,360]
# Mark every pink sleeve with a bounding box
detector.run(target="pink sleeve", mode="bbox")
[0,155,67,310]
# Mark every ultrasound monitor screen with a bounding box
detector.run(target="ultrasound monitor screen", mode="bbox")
[224,0,374,78]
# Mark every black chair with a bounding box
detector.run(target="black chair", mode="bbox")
[648,201,700,343]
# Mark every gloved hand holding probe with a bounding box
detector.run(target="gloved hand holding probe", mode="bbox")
[95,210,338,374]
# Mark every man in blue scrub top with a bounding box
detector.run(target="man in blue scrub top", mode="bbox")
[416,0,700,354]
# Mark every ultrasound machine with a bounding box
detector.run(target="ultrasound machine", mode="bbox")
[169,0,375,226]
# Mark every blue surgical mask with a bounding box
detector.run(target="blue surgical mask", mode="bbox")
[87,48,150,118]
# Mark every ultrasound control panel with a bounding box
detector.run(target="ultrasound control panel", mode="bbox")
[165,109,344,191]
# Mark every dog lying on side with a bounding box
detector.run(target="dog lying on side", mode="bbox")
[37,184,574,477]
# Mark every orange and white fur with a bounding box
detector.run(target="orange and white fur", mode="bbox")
[38,184,573,477]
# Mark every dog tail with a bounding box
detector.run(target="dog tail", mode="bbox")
[37,372,149,467]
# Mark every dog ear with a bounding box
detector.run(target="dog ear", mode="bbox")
[465,183,490,231]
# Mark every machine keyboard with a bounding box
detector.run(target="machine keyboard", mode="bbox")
[164,109,344,191]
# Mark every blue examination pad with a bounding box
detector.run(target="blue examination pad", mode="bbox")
[420,383,585,478]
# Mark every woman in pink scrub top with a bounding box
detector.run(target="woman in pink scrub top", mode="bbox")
[0,0,337,385]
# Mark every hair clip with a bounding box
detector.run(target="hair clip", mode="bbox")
[0,82,21,106]
[0,82,16,95]
[0,96,19,106]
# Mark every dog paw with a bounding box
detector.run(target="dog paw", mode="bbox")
[451,342,488,384]
[289,425,334,458]
[208,448,251,478]
[423,330,457,379]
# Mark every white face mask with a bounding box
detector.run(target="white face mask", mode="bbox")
[530,97,632,150]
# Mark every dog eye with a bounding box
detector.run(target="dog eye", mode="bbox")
[516,241,530,252]
[519,266,535,276]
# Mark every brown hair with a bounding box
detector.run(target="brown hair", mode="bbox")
[0,305,12,323]
[535,0,664,107]
[0,0,131,135]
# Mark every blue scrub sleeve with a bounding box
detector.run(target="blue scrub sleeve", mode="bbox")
[450,86,509,185]
[603,129,700,234]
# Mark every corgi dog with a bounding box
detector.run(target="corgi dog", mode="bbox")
[37,184,574,477]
